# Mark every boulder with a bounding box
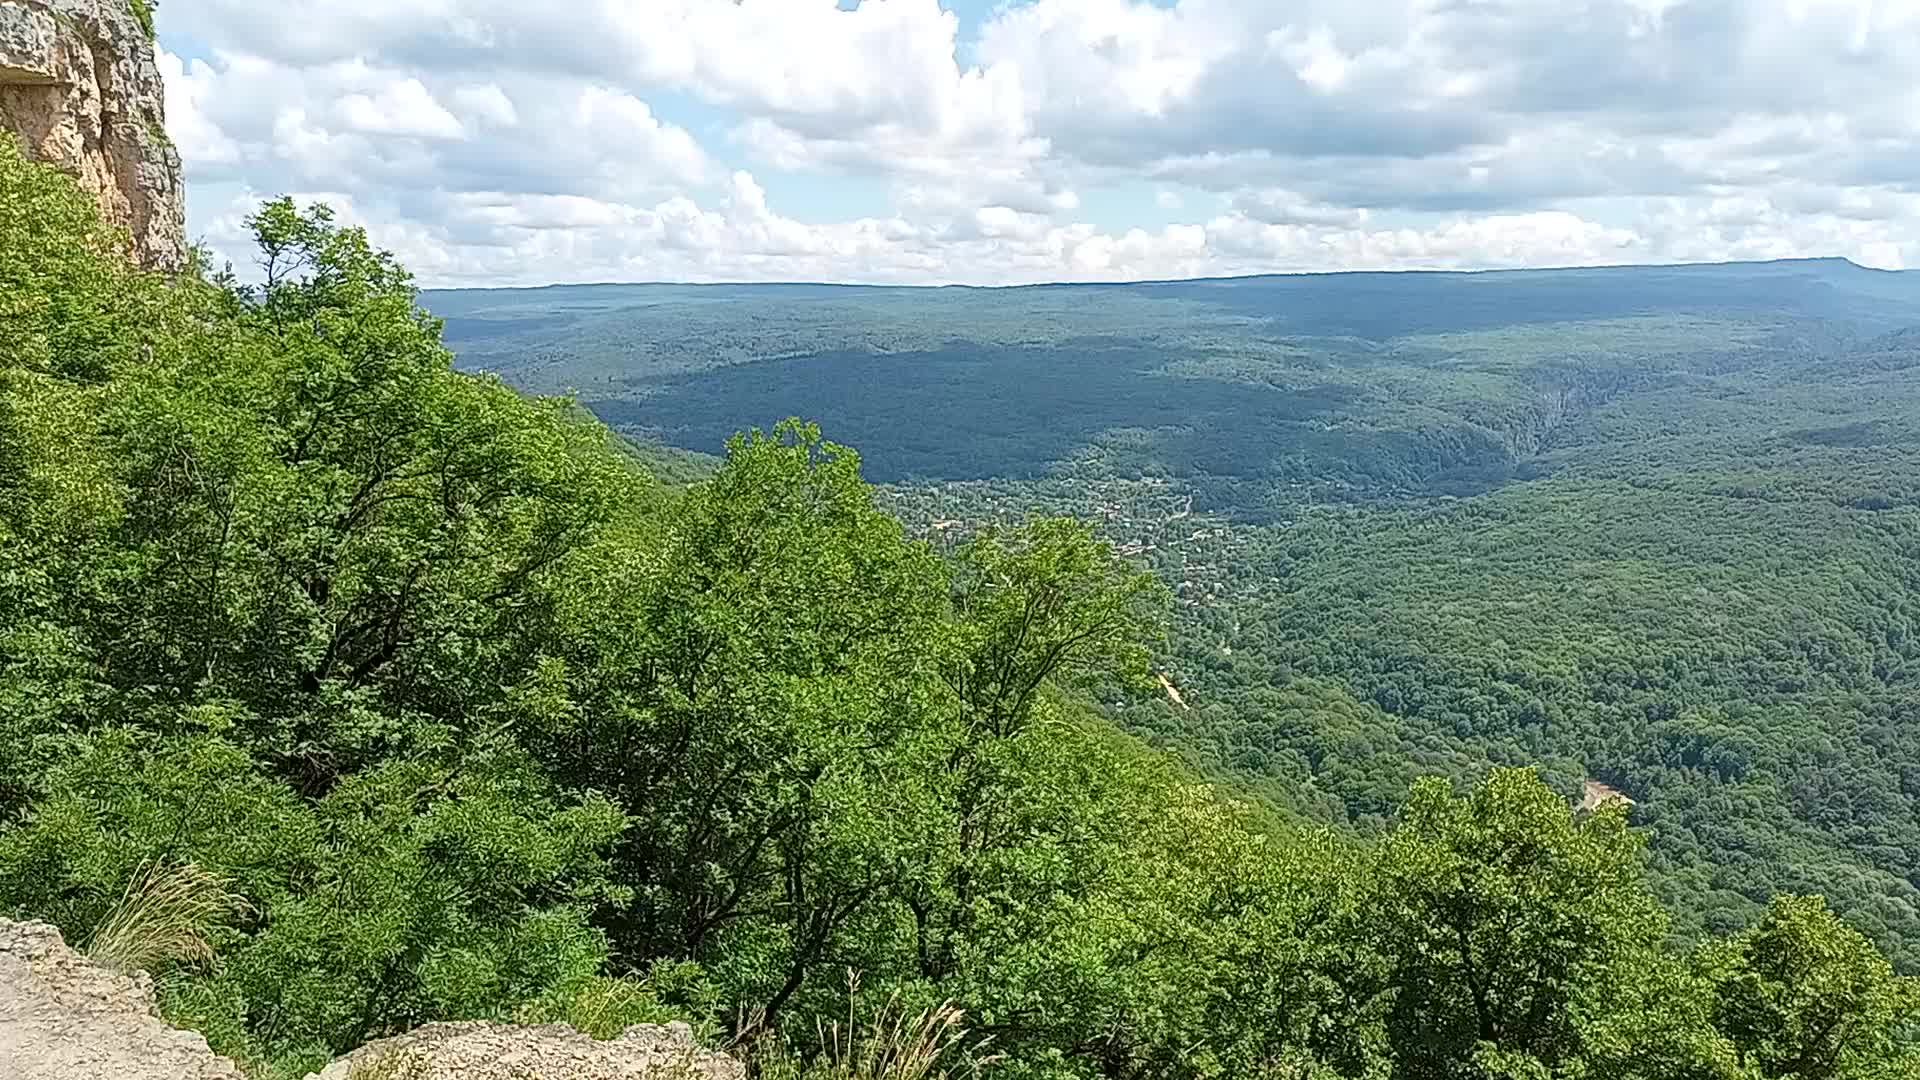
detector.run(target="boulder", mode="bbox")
[0,919,246,1080]
[307,1020,747,1080]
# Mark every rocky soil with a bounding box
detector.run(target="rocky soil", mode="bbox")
[2,918,747,1080]
[0,919,247,1080]
[306,1020,746,1080]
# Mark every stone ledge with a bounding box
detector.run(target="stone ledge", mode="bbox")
[0,2,61,85]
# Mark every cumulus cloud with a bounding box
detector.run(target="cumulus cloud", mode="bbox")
[158,0,1920,284]
[1231,189,1369,228]
[334,78,465,139]
[449,84,517,129]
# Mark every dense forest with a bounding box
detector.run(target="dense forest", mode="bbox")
[4,138,1919,1080]
[430,246,1920,980]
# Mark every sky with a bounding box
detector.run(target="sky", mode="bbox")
[157,0,1920,287]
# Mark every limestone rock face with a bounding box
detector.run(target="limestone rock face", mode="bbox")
[0,920,247,1080]
[0,0,186,269]
[307,1020,749,1080]
[0,917,745,1080]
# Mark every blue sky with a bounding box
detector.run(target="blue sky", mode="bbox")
[156,0,1920,287]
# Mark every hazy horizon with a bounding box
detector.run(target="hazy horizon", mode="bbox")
[419,254,1906,296]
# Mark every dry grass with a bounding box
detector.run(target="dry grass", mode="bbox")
[750,973,999,1080]
[84,860,251,975]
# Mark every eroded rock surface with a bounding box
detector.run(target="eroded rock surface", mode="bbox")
[307,1020,748,1080]
[0,919,246,1080]
[0,0,185,269]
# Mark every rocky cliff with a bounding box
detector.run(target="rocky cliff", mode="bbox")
[1,919,747,1080]
[0,920,246,1080]
[0,0,185,269]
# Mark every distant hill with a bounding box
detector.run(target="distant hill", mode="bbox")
[427,258,1920,498]
[428,257,1920,970]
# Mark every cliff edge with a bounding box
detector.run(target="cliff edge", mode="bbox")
[306,1021,747,1080]
[0,920,246,1080]
[0,0,185,269]
[1,917,749,1080]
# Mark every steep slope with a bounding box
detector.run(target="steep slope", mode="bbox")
[428,264,1920,968]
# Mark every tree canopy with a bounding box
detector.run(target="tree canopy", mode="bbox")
[1,139,1915,1079]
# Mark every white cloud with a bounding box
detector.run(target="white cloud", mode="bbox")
[572,87,713,186]
[158,1,1920,285]
[1231,189,1369,228]
[450,84,518,129]
[157,51,242,166]
[334,78,465,140]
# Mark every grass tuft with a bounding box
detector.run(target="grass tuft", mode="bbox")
[84,860,250,976]
[516,973,693,1040]
[750,972,999,1080]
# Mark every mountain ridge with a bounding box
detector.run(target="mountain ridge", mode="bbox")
[423,254,1905,297]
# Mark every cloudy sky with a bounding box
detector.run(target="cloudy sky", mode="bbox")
[159,0,1920,287]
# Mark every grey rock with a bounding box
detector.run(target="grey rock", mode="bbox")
[0,0,187,270]
[0,919,247,1080]
[307,1020,748,1080]
[0,2,58,83]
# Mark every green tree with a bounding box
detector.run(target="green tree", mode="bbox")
[1701,895,1920,1080]
[7,140,1918,1080]
[0,164,644,1075]
[521,421,951,1028]
[0,136,164,380]
[943,518,1165,740]
[2,194,648,793]
[0,725,625,1076]
[913,520,1166,984]
[1368,769,1668,1078]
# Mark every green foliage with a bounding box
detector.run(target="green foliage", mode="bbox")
[1131,393,1920,966]
[1700,895,1920,1079]
[0,729,623,1075]
[0,730,311,936]
[2,147,1915,1080]
[130,0,157,40]
[1370,769,1666,1075]
[428,259,1920,978]
[945,518,1166,733]
[0,137,161,380]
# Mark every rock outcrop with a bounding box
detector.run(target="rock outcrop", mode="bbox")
[306,1020,747,1080]
[0,0,185,269]
[0,917,748,1080]
[0,920,246,1080]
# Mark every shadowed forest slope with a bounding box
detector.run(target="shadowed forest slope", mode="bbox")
[429,259,1920,971]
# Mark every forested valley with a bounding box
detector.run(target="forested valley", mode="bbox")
[3,137,1919,1080]
[431,246,1920,982]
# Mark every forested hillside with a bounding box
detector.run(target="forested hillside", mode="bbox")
[4,138,1919,1080]
[429,253,1920,974]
